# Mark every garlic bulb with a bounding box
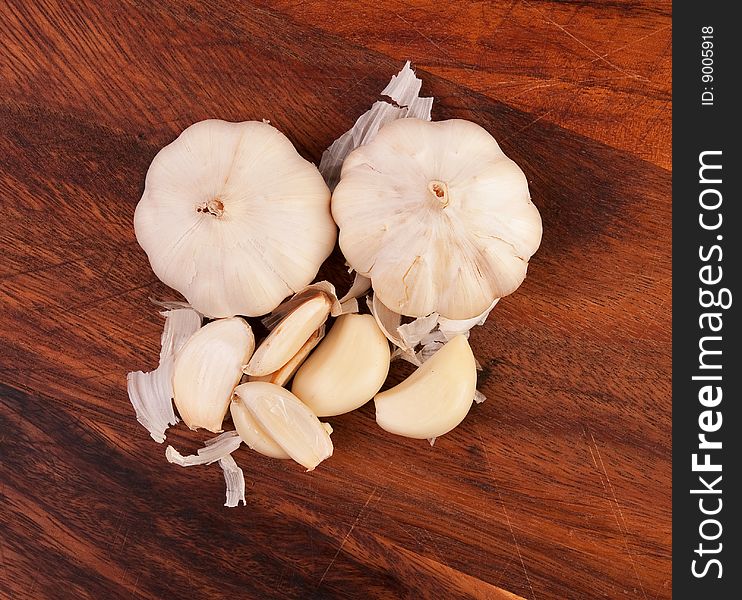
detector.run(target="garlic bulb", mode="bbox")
[235,382,333,471]
[134,119,336,318]
[172,317,255,432]
[332,118,542,320]
[374,335,477,439]
[292,314,390,416]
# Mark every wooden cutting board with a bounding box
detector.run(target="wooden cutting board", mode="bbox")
[0,1,671,598]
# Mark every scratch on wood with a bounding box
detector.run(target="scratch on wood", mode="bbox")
[318,485,380,588]
[586,428,647,600]
[501,110,554,143]
[128,573,141,599]
[394,12,452,62]
[578,25,671,74]
[477,429,536,600]
[500,496,536,600]
[522,0,647,82]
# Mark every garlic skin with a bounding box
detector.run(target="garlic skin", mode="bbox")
[374,335,477,439]
[127,307,202,442]
[244,294,332,376]
[292,314,390,417]
[134,119,336,318]
[173,317,255,432]
[237,382,333,471]
[332,118,542,320]
[231,390,290,459]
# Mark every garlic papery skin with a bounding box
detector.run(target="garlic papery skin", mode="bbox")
[231,390,290,459]
[238,382,333,471]
[244,294,332,377]
[173,317,255,432]
[374,335,477,439]
[248,325,325,387]
[292,314,390,417]
[332,118,542,320]
[134,119,337,318]
[436,298,499,341]
[219,455,247,507]
[127,307,202,442]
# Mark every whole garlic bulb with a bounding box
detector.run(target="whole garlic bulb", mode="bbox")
[331,118,542,320]
[135,119,337,318]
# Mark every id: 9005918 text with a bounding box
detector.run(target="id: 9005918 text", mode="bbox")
[701,26,714,106]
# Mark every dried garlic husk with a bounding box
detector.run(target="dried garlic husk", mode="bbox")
[236,382,333,471]
[292,314,391,416]
[339,272,371,304]
[244,294,332,377]
[332,118,542,319]
[437,299,499,341]
[165,431,246,507]
[127,307,201,442]
[374,335,477,439]
[134,119,336,318]
[368,293,406,350]
[230,390,290,459]
[319,61,433,190]
[219,455,247,507]
[173,317,255,432]
[165,431,243,466]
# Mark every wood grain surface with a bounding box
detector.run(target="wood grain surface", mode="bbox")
[0,1,671,598]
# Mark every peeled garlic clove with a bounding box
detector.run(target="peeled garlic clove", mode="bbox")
[244,294,331,377]
[173,317,255,432]
[332,118,542,320]
[292,314,390,416]
[134,119,337,318]
[238,382,333,471]
[231,388,290,459]
[374,335,477,439]
[248,325,325,387]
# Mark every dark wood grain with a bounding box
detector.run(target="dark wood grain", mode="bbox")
[0,1,671,598]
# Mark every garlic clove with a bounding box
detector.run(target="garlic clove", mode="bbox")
[292,314,391,417]
[237,382,333,471]
[248,325,325,387]
[374,335,477,439]
[231,389,290,459]
[244,294,331,377]
[332,118,542,320]
[261,281,342,331]
[173,317,255,432]
[134,120,337,318]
